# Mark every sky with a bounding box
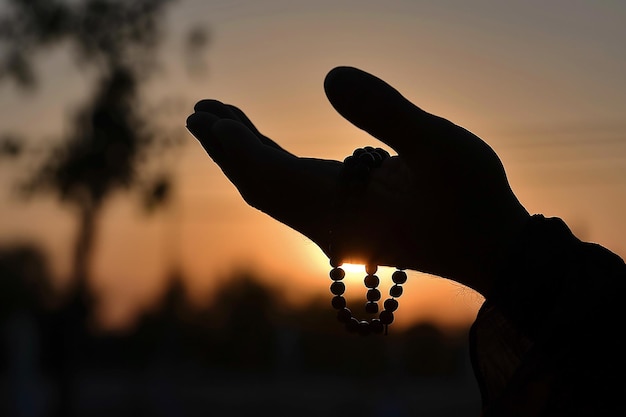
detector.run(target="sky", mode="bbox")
[1,0,626,331]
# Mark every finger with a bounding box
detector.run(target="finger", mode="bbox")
[187,113,274,196]
[324,66,455,157]
[210,118,302,216]
[186,111,226,164]
[225,105,294,156]
[212,118,342,248]
[194,99,237,117]
[194,99,293,156]
[212,118,300,181]
[189,107,335,217]
[187,111,279,192]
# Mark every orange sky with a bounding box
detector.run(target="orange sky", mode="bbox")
[1,0,626,331]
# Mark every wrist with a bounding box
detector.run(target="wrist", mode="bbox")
[439,201,532,297]
[486,214,582,338]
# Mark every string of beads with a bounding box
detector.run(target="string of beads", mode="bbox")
[328,146,408,335]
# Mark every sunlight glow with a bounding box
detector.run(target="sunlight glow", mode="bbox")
[341,263,366,273]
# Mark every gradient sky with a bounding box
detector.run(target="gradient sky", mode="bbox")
[1,0,626,331]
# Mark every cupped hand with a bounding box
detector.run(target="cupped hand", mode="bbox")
[186,66,529,296]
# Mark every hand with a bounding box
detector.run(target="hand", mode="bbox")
[186,66,530,296]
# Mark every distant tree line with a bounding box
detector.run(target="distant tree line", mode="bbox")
[0,243,469,379]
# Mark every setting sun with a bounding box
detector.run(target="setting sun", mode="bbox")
[340,262,366,273]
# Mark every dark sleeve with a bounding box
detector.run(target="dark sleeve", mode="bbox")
[469,214,626,416]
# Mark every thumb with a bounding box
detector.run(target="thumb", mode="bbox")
[324,66,454,158]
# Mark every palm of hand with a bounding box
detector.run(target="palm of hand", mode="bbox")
[187,67,529,295]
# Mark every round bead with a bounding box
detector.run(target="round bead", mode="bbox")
[343,155,356,165]
[379,310,395,325]
[389,284,403,298]
[392,270,408,284]
[370,319,384,334]
[376,147,390,159]
[329,267,345,281]
[370,151,383,166]
[346,317,360,333]
[331,296,347,310]
[365,264,378,275]
[330,281,346,295]
[367,288,381,301]
[352,148,366,157]
[364,146,375,153]
[358,152,376,165]
[363,274,380,288]
[365,301,379,314]
[358,321,371,336]
[329,257,342,268]
[337,307,352,323]
[383,298,399,312]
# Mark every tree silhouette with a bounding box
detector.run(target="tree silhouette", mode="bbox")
[0,0,207,299]
[0,2,208,415]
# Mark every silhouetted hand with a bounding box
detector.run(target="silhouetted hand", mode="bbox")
[186,66,529,296]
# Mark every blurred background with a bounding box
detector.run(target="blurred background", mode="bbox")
[0,0,625,416]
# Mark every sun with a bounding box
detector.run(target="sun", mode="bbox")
[338,263,373,286]
[341,263,366,273]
